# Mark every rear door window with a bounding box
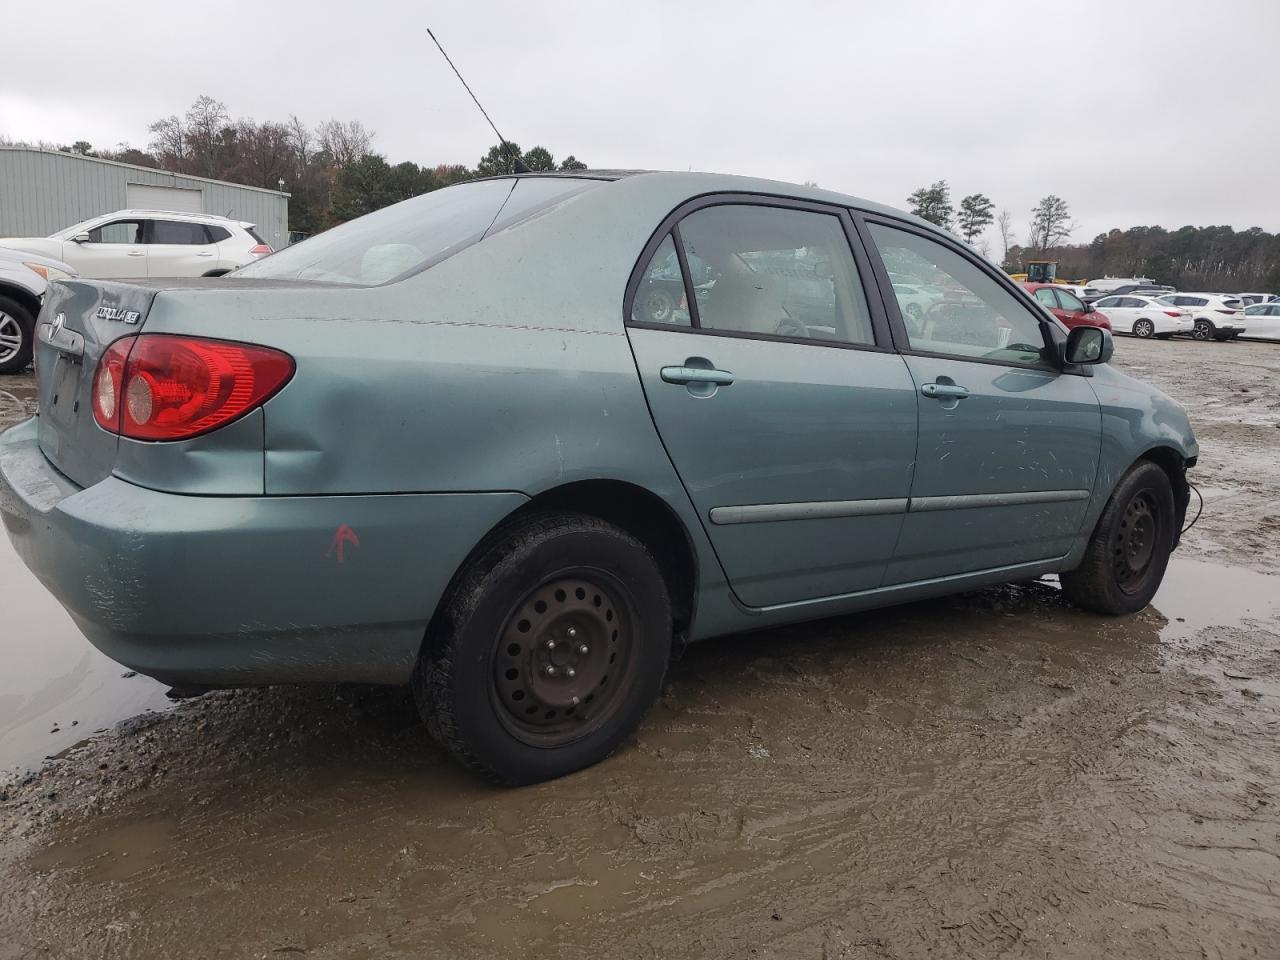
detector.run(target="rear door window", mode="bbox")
[631,234,691,327]
[672,204,875,345]
[148,220,212,245]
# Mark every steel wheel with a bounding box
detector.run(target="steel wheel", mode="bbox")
[1134,319,1154,338]
[1192,319,1213,341]
[0,312,22,365]
[492,571,635,748]
[644,289,673,323]
[1110,491,1160,596]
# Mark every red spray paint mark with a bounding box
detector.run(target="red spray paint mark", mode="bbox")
[326,524,360,563]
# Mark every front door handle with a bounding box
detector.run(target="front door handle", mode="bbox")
[127,251,145,257]
[921,382,970,400]
[661,366,735,387]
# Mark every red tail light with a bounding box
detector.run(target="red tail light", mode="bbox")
[249,243,272,257]
[92,335,294,441]
[1164,310,1181,317]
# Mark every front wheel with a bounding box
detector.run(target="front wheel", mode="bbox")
[0,297,34,375]
[1060,461,1175,615]
[415,512,672,784]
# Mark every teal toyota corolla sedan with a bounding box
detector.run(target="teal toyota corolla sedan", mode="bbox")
[0,172,1197,783]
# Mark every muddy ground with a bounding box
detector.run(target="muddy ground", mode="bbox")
[1,337,1278,959]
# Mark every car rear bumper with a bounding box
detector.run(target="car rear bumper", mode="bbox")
[0,417,527,687]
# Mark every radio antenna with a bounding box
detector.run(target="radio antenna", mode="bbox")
[428,28,531,174]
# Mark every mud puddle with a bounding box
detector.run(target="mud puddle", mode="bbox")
[2,555,1277,959]
[0,373,171,778]
[0,521,172,779]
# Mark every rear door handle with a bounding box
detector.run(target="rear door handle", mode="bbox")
[127,251,145,257]
[196,251,214,257]
[921,382,970,400]
[661,366,735,386]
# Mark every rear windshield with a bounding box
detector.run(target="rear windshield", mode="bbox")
[236,177,599,285]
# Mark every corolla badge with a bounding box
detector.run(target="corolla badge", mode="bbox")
[95,305,141,324]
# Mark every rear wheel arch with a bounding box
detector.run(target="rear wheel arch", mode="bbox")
[422,479,698,657]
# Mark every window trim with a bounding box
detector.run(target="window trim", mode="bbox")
[87,219,144,245]
[622,192,896,353]
[851,211,1076,375]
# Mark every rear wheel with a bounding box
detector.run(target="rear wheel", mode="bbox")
[0,297,34,375]
[1060,461,1175,615]
[1133,319,1155,338]
[1192,318,1214,341]
[414,512,672,784]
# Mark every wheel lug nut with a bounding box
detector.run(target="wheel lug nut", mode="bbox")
[566,626,578,639]
[577,644,589,656]
[545,665,557,676]
[545,639,556,650]
[565,667,576,678]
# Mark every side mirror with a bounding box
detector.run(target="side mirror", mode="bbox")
[72,233,90,244]
[1083,302,1095,313]
[1064,326,1113,365]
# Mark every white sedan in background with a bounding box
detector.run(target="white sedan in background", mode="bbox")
[1091,294,1194,339]
[1241,302,1280,341]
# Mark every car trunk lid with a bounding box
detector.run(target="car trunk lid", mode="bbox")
[35,280,157,487]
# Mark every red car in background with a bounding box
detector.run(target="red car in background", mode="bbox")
[1022,282,1112,331]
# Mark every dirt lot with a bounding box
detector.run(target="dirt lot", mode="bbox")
[1,337,1279,959]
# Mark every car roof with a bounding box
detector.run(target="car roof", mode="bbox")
[108,209,246,223]
[500,170,939,229]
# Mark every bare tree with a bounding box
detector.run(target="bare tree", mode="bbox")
[287,115,312,180]
[184,95,230,178]
[997,209,1015,264]
[147,114,188,168]
[317,119,373,169]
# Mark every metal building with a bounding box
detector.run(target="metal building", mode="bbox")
[0,147,290,248]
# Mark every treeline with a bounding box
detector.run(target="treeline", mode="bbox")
[10,95,587,236]
[909,178,1280,292]
[1020,227,1280,292]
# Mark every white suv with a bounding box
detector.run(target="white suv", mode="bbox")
[1163,293,1247,341]
[0,210,272,280]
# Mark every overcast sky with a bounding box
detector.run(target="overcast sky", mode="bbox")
[3,0,1276,247]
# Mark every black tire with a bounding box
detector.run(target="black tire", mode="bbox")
[1060,461,1175,615]
[0,296,34,375]
[642,288,674,323]
[1213,333,1230,342]
[1192,318,1214,341]
[1133,319,1155,339]
[414,512,672,784]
